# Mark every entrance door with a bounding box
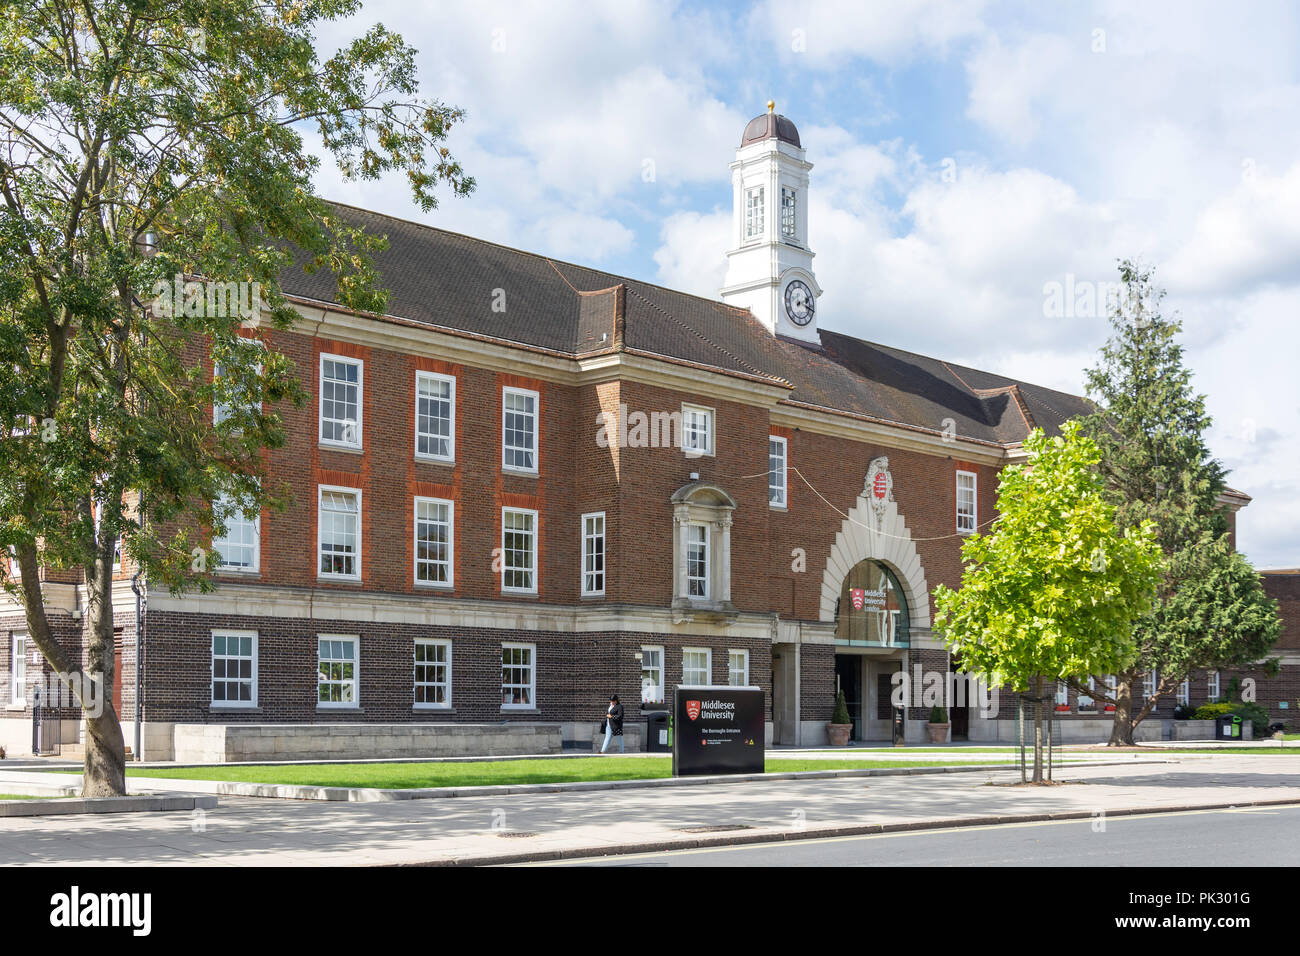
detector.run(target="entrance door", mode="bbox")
[834,655,863,741]
[772,646,792,745]
[950,656,970,740]
[951,699,969,739]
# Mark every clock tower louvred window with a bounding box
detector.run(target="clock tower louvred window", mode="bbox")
[720,101,821,345]
[745,186,764,239]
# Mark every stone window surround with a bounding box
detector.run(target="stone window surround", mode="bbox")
[670,482,736,618]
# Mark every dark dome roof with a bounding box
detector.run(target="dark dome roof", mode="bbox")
[741,112,801,148]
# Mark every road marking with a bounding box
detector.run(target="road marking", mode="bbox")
[515,803,1300,865]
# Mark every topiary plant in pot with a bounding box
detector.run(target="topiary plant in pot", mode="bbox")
[827,690,853,746]
[927,705,950,744]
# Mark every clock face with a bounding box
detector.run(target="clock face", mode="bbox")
[784,280,815,326]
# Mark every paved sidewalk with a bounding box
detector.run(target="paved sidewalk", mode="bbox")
[0,755,1296,866]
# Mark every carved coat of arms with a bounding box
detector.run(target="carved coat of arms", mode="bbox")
[864,456,893,524]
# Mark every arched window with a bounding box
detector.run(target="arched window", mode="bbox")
[835,559,910,646]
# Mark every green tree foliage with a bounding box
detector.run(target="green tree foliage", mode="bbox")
[1078,261,1281,744]
[0,0,473,794]
[933,422,1162,780]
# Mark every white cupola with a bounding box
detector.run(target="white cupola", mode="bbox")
[720,101,821,345]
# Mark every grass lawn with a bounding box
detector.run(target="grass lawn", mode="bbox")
[123,755,1036,790]
[1153,746,1300,754]
[792,747,1024,755]
[0,794,54,800]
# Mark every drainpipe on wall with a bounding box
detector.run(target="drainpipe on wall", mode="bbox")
[130,569,145,762]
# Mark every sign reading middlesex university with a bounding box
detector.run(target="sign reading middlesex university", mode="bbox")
[672,685,765,776]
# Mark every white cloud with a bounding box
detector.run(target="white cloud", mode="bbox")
[1165,162,1300,295]
[965,34,1074,146]
[539,213,635,263]
[814,164,1124,357]
[1190,286,1300,568]
[752,0,988,66]
[308,0,742,264]
[526,67,744,197]
[803,126,902,202]
[653,209,730,297]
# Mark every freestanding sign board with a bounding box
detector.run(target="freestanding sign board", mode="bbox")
[672,685,765,776]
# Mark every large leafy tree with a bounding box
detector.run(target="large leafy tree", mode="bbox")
[0,0,473,795]
[1076,261,1280,744]
[933,422,1163,781]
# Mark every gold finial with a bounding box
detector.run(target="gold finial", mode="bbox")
[767,99,775,113]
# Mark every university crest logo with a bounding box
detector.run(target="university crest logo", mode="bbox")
[864,456,894,524]
[686,700,701,721]
[850,588,866,610]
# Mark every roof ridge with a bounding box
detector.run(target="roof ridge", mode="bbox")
[323,198,760,322]
[821,327,1086,405]
[624,285,779,383]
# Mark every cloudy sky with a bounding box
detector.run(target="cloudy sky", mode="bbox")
[309,0,1300,570]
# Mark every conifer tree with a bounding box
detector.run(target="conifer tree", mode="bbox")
[1078,261,1280,744]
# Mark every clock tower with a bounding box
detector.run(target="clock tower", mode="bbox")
[720,102,821,345]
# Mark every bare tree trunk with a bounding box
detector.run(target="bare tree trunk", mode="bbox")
[1032,675,1044,783]
[82,548,126,797]
[1108,673,1136,746]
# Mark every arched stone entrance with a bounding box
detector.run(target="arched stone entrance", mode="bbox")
[818,457,930,628]
[818,457,932,741]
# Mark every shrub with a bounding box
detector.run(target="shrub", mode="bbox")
[1173,703,1197,720]
[929,705,948,724]
[1191,702,1234,720]
[1231,700,1270,728]
[831,690,851,726]
[1191,700,1269,727]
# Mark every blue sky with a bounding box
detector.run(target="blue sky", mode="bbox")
[309,1,1300,569]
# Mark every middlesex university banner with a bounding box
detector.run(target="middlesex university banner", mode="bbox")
[672,685,765,776]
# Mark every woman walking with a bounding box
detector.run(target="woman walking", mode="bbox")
[600,694,625,754]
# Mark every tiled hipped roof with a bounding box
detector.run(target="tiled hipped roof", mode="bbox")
[282,202,1096,446]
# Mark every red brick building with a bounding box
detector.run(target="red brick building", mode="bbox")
[0,109,1285,759]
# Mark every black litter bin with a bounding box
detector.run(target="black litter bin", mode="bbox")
[1215,714,1242,740]
[645,711,671,752]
